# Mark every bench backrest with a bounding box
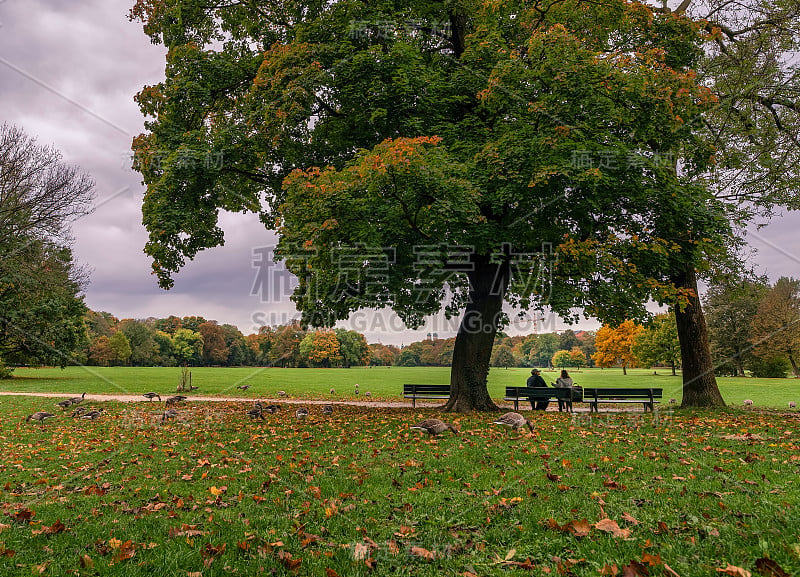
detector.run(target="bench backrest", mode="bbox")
[505,386,572,399]
[403,384,450,394]
[583,388,663,399]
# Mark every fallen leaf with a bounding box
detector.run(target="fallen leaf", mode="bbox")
[754,558,790,577]
[352,543,369,561]
[9,509,34,523]
[325,569,340,577]
[621,560,649,576]
[410,546,436,561]
[79,555,93,569]
[201,543,226,567]
[595,518,631,539]
[717,564,752,577]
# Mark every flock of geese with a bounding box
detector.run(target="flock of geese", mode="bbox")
[24,390,534,436]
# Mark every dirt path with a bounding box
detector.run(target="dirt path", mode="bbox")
[0,390,441,409]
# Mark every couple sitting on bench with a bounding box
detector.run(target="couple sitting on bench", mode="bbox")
[528,368,574,411]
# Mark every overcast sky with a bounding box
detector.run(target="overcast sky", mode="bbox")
[1,1,798,345]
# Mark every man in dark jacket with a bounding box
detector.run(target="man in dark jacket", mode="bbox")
[527,368,550,411]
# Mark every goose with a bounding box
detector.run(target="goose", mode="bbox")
[295,408,309,419]
[364,391,372,398]
[329,388,335,395]
[237,385,251,391]
[264,404,281,414]
[71,406,88,418]
[68,392,87,405]
[743,399,754,408]
[189,385,199,391]
[493,412,534,433]
[26,411,56,425]
[410,418,459,436]
[790,401,797,409]
[80,409,104,420]
[322,405,334,415]
[668,398,677,405]
[142,392,161,402]
[277,391,288,397]
[354,383,359,389]
[247,401,265,420]
[56,399,73,410]
[165,395,187,406]
[354,388,360,395]
[162,408,178,421]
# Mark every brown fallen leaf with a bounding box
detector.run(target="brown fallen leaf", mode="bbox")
[32,520,67,536]
[621,512,640,525]
[352,542,369,561]
[325,569,340,577]
[565,519,591,537]
[621,560,649,576]
[594,518,632,539]
[410,546,436,561]
[201,543,226,567]
[754,558,790,577]
[8,508,34,523]
[717,564,752,577]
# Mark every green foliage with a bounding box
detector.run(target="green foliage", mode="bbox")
[747,355,792,379]
[108,332,132,366]
[551,349,572,369]
[631,312,681,373]
[704,278,769,377]
[750,277,800,377]
[490,344,516,368]
[334,329,369,367]
[171,328,203,365]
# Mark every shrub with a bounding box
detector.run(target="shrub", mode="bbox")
[748,355,792,378]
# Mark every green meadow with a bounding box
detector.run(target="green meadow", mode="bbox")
[2,366,799,408]
[0,395,798,576]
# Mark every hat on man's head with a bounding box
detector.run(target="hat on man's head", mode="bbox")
[531,369,539,374]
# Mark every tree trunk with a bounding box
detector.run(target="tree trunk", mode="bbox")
[443,254,508,412]
[735,355,746,377]
[622,364,627,376]
[671,361,676,376]
[789,355,799,377]
[672,266,726,407]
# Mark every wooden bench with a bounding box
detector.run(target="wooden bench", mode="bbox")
[504,386,575,412]
[403,384,450,407]
[583,388,662,412]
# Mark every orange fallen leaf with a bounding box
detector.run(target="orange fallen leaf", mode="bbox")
[410,546,436,561]
[717,564,752,577]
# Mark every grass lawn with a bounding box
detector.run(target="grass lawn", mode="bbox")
[3,366,799,408]
[0,395,798,576]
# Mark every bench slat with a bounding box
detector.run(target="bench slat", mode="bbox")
[403,384,451,407]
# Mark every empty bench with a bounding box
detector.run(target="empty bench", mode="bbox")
[403,384,450,407]
[504,386,576,412]
[583,388,662,412]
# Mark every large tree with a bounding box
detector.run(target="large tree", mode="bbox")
[631,312,682,376]
[0,124,94,375]
[592,321,643,376]
[750,277,800,377]
[132,0,724,410]
[704,278,769,377]
[651,0,800,406]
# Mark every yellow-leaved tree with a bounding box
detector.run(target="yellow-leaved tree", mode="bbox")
[592,321,643,376]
